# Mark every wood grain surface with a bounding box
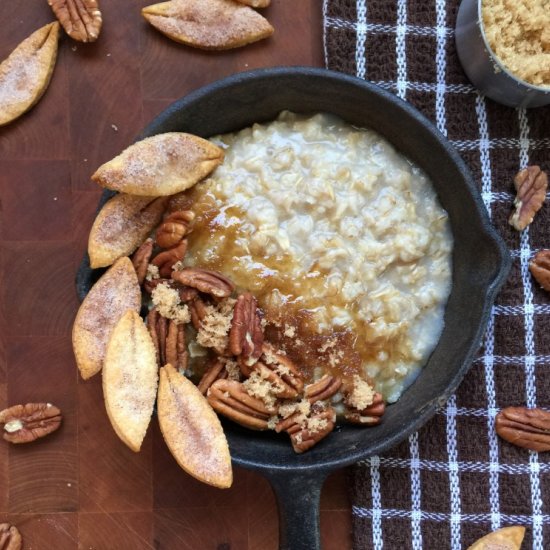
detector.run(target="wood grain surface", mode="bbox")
[0,1,352,548]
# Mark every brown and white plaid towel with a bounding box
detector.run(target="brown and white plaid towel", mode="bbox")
[323,1,550,548]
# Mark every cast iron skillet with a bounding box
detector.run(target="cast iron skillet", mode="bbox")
[76,67,510,550]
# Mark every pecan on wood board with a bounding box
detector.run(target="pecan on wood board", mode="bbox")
[0,523,22,550]
[48,0,102,42]
[0,403,62,443]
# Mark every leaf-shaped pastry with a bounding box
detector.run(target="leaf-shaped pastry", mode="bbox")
[142,0,274,50]
[72,257,141,379]
[235,0,270,7]
[158,363,233,488]
[0,22,60,126]
[467,526,526,550]
[88,194,168,269]
[92,133,224,196]
[103,310,158,452]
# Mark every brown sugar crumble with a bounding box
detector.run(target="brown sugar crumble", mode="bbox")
[146,264,160,281]
[196,298,236,352]
[318,337,337,353]
[482,0,550,86]
[306,416,329,434]
[278,399,311,421]
[220,357,241,381]
[284,324,296,338]
[347,375,375,411]
[243,369,281,408]
[151,282,190,324]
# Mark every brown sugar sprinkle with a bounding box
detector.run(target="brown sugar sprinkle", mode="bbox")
[242,368,281,409]
[318,337,337,353]
[284,324,296,337]
[346,375,375,411]
[278,399,311,421]
[151,282,190,324]
[306,415,329,434]
[196,297,236,353]
[129,206,386,454]
[146,264,160,281]
[223,358,241,380]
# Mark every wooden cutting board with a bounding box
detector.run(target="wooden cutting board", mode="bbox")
[0,1,351,548]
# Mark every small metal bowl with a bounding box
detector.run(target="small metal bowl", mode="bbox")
[455,0,550,108]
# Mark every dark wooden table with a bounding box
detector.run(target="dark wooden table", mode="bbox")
[0,1,352,548]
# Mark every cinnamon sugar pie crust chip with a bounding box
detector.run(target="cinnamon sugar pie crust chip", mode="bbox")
[103,310,159,452]
[157,363,232,488]
[235,0,270,7]
[92,133,224,196]
[0,22,60,126]
[466,526,525,550]
[72,257,141,379]
[88,194,168,269]
[142,0,274,50]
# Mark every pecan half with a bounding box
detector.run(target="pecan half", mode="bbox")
[495,406,550,452]
[147,308,188,370]
[0,403,62,443]
[172,268,235,299]
[0,523,22,550]
[48,0,102,42]
[156,210,195,249]
[229,293,263,367]
[131,238,154,285]
[151,240,188,278]
[279,405,336,453]
[509,165,548,231]
[143,277,170,294]
[252,343,304,395]
[179,286,199,302]
[166,319,188,371]
[198,358,227,395]
[344,392,385,425]
[143,278,198,303]
[341,375,385,426]
[249,362,300,399]
[199,357,242,394]
[189,296,209,330]
[207,379,275,430]
[147,307,166,364]
[529,250,550,292]
[305,375,342,403]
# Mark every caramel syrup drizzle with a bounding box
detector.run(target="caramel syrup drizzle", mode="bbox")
[184,184,407,384]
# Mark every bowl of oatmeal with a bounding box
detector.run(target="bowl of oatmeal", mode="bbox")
[455,0,550,108]
[77,67,510,548]
[186,110,453,406]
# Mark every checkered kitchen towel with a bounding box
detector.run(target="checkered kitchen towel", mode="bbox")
[323,1,550,548]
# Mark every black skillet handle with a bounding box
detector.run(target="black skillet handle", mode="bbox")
[264,468,330,550]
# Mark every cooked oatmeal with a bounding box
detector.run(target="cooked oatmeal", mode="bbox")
[184,111,453,403]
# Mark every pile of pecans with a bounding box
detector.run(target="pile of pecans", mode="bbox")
[130,206,386,453]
